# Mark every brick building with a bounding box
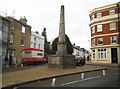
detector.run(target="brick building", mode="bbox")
[6,16,31,64]
[89,2,120,64]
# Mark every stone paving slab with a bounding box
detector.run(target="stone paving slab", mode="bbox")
[2,65,106,88]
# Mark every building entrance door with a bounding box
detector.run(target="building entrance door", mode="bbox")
[111,48,118,63]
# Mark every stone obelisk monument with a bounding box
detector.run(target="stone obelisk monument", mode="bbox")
[56,5,67,56]
[48,5,76,69]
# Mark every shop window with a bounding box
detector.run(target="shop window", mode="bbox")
[92,50,95,59]
[98,49,106,59]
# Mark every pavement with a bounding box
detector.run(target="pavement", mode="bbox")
[1,64,107,88]
[87,62,120,68]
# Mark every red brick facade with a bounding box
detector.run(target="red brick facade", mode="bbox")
[89,2,120,64]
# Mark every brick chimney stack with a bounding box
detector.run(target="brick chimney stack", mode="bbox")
[19,16,27,25]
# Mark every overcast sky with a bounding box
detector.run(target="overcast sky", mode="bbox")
[0,0,119,50]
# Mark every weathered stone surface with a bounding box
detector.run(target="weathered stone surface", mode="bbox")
[48,5,76,69]
[48,55,76,69]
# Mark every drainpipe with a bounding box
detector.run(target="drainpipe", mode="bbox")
[117,2,120,43]
[117,2,120,63]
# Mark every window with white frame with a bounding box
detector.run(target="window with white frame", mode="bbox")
[34,43,36,48]
[92,50,95,59]
[92,26,95,33]
[110,36,117,44]
[98,38,103,45]
[11,23,15,29]
[38,44,40,49]
[98,49,106,59]
[92,38,95,46]
[91,14,95,20]
[34,37,37,41]
[97,25,102,32]
[22,26,25,33]
[96,12,102,18]
[109,9,115,15]
[21,37,25,46]
[110,22,116,30]
[9,33,14,44]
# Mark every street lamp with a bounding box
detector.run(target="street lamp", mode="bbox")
[88,40,90,51]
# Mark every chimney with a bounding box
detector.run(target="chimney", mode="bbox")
[19,16,27,25]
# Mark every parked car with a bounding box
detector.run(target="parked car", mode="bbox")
[76,57,86,66]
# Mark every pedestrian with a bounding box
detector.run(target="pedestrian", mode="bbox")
[4,56,9,67]
[13,57,17,65]
[9,55,13,65]
[87,56,89,61]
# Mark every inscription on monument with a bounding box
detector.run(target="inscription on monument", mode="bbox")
[51,57,60,64]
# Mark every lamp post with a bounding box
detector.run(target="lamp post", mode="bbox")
[88,40,90,51]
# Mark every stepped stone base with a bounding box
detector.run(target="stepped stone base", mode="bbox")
[48,55,76,69]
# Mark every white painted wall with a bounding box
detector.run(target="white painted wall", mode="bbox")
[72,47,90,59]
[31,31,44,51]
[91,46,120,63]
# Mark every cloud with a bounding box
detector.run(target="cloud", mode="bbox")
[0,0,119,50]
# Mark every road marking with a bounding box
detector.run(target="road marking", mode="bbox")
[61,76,101,86]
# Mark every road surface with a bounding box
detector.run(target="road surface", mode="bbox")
[14,67,119,88]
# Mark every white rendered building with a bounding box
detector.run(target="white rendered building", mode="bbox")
[31,31,44,51]
[72,44,91,60]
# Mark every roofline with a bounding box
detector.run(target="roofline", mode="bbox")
[0,15,10,22]
[89,2,119,15]
[6,16,31,28]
